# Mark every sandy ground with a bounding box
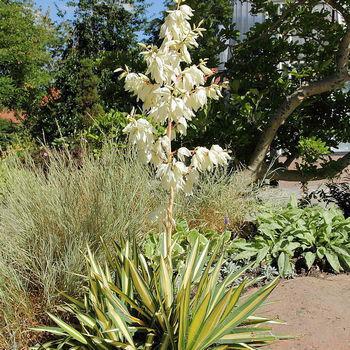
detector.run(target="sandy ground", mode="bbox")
[257,275,350,350]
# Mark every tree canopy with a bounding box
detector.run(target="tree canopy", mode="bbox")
[0,0,56,111]
[181,0,350,181]
[28,0,147,142]
[2,0,350,183]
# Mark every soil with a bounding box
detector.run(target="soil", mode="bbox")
[258,274,350,350]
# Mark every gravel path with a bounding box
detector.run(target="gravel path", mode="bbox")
[258,275,350,350]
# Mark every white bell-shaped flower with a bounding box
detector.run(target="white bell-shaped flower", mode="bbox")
[210,145,231,165]
[179,5,194,18]
[191,147,209,171]
[177,65,205,91]
[177,147,192,162]
[183,168,199,195]
[124,73,148,96]
[160,9,192,42]
[199,60,214,76]
[176,117,188,135]
[186,87,207,112]
[123,118,154,144]
[206,84,223,100]
[151,136,170,166]
[156,160,188,191]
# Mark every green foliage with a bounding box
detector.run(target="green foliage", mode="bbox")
[177,170,258,232]
[0,118,38,157]
[28,0,147,143]
[0,119,18,149]
[32,239,281,349]
[144,219,231,269]
[0,148,160,343]
[144,220,281,287]
[75,58,105,121]
[74,0,147,112]
[81,110,128,151]
[183,1,350,166]
[307,183,350,218]
[0,0,57,110]
[231,200,350,277]
[27,56,105,142]
[297,136,330,169]
[0,148,258,348]
[173,219,231,250]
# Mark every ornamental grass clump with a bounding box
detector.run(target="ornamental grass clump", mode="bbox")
[33,0,282,348]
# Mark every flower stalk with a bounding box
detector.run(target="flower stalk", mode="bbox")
[165,119,174,256]
[119,0,231,261]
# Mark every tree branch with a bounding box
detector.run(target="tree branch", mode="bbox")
[283,154,297,167]
[270,152,350,182]
[247,6,350,179]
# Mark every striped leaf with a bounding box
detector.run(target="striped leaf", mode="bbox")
[47,313,88,345]
[127,258,156,314]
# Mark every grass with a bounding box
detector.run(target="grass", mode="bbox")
[180,170,258,233]
[0,146,258,349]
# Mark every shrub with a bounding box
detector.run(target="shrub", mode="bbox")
[144,219,231,270]
[32,239,281,349]
[0,118,18,149]
[80,110,128,152]
[144,219,280,287]
[231,198,350,277]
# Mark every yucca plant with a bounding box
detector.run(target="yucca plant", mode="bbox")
[32,237,282,349]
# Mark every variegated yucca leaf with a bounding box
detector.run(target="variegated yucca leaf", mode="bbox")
[31,239,283,350]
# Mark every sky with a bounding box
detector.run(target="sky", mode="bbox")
[35,0,165,22]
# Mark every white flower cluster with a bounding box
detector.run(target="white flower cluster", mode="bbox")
[155,145,230,194]
[120,0,230,195]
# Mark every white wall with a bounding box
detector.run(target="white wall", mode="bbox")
[219,1,268,66]
[233,1,265,41]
